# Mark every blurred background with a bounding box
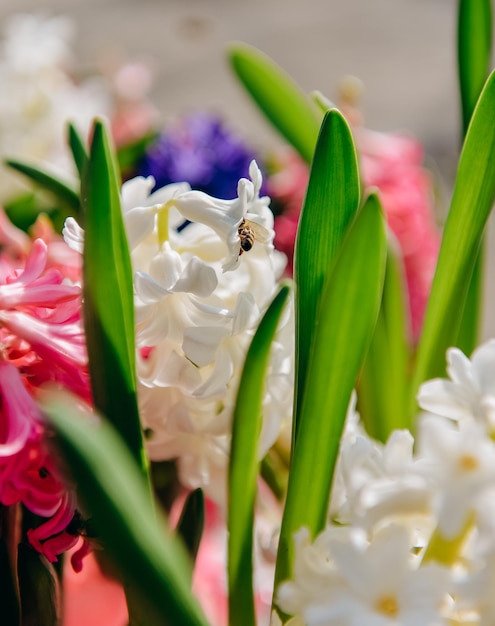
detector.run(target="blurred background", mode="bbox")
[0,0,494,335]
[0,0,464,170]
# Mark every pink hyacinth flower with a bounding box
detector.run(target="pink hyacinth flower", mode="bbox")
[356,127,440,339]
[0,221,90,567]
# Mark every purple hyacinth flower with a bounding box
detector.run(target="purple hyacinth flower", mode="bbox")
[138,112,265,199]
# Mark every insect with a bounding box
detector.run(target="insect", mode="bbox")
[237,218,272,255]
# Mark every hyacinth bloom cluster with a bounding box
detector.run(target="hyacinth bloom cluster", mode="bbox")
[0,3,490,624]
[138,113,261,199]
[275,339,495,625]
[64,159,293,505]
[0,211,90,569]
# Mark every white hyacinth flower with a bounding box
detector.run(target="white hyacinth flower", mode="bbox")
[417,340,495,432]
[333,428,432,535]
[172,160,275,272]
[81,170,291,503]
[454,549,495,626]
[415,414,495,539]
[278,524,449,626]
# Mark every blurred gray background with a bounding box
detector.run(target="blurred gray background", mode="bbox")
[1,0,495,339]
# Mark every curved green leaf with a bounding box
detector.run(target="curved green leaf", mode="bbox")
[82,120,148,481]
[67,122,89,180]
[294,109,360,438]
[411,70,495,411]
[0,506,20,626]
[18,545,59,626]
[42,393,210,626]
[274,193,386,595]
[228,285,290,626]
[4,158,80,215]
[228,43,320,163]
[455,0,492,357]
[177,488,205,569]
[358,234,410,438]
[458,0,492,136]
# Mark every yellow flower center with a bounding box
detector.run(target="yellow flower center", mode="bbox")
[459,454,479,472]
[157,201,173,246]
[375,594,399,617]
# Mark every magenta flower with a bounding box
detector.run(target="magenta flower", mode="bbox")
[0,217,92,567]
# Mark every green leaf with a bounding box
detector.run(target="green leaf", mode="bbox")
[411,70,495,411]
[42,393,210,626]
[458,0,492,136]
[0,506,20,626]
[293,109,360,439]
[67,122,89,180]
[228,285,290,626]
[455,0,492,358]
[4,159,80,215]
[117,132,159,175]
[82,119,148,482]
[4,193,40,232]
[260,450,288,501]
[177,488,205,568]
[358,234,411,438]
[18,545,59,626]
[455,246,484,356]
[274,193,386,595]
[228,44,321,163]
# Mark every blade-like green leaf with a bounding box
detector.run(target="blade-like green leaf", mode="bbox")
[228,44,320,163]
[17,545,59,626]
[455,0,492,357]
[42,393,210,626]
[294,109,360,439]
[0,506,20,626]
[82,120,148,480]
[458,0,492,136]
[358,234,411,438]
[228,285,290,626]
[4,159,80,215]
[117,132,159,175]
[411,70,495,412]
[455,247,484,356]
[177,488,205,569]
[67,122,89,180]
[274,193,386,594]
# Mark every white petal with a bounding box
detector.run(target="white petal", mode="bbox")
[134,271,171,304]
[192,348,234,398]
[472,339,495,396]
[183,326,230,367]
[147,181,191,205]
[173,257,217,297]
[249,159,263,196]
[446,347,475,388]
[149,348,202,391]
[173,190,242,237]
[148,244,183,291]
[124,205,156,249]
[232,292,257,334]
[121,175,155,212]
[222,251,241,272]
[417,379,474,420]
[62,217,84,254]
